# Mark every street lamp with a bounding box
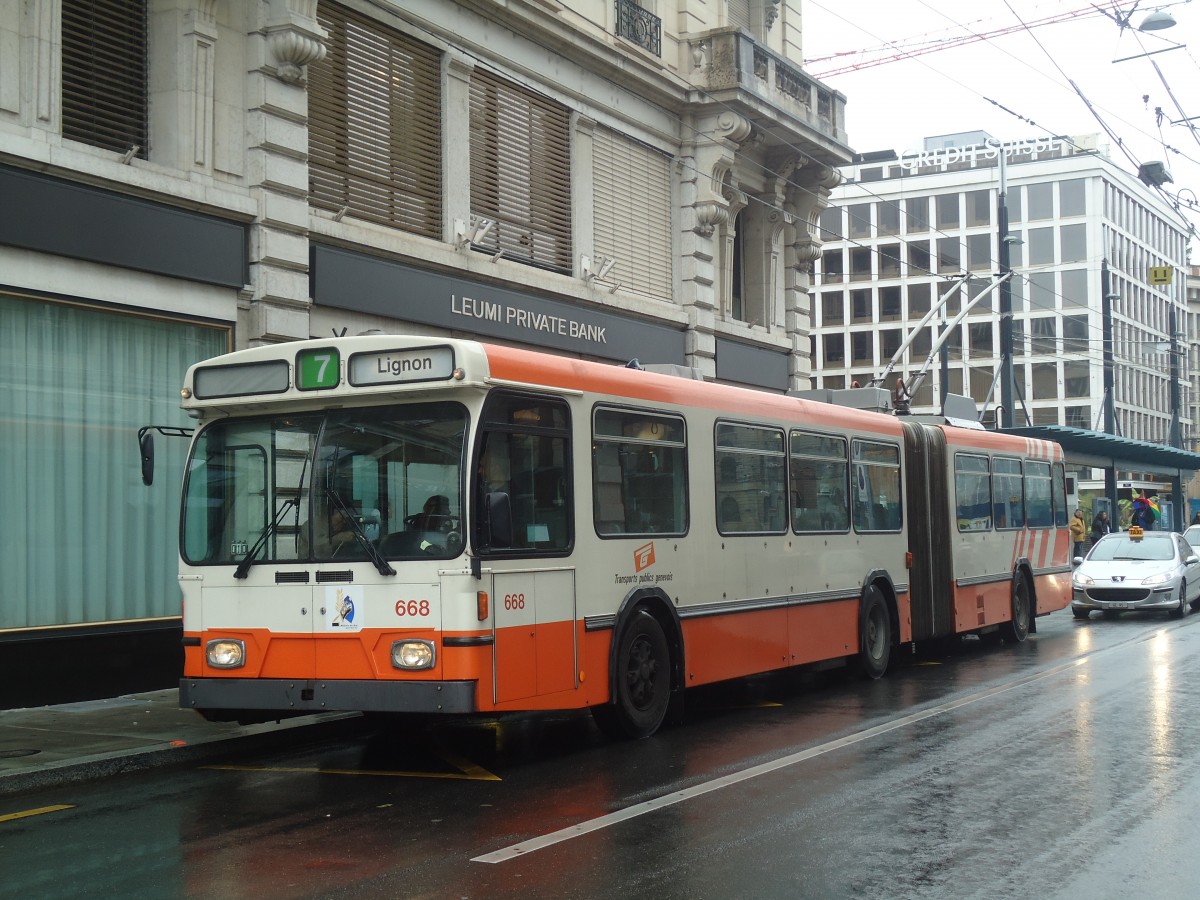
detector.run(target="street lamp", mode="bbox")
[1138,10,1177,30]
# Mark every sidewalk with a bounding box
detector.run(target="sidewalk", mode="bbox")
[0,689,360,796]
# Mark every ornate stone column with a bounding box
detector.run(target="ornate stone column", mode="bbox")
[784,161,842,390]
[244,0,327,347]
[678,110,753,378]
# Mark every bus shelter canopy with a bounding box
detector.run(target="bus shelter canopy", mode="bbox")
[1001,426,1200,476]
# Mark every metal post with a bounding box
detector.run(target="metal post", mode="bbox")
[1170,306,1182,530]
[997,144,1015,430]
[940,313,949,416]
[1101,259,1118,522]
[1170,306,1181,448]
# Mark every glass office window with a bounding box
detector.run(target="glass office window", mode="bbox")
[936,194,960,229]
[1027,183,1053,220]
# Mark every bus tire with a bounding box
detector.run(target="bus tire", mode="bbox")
[1001,573,1031,643]
[857,585,891,680]
[592,609,671,739]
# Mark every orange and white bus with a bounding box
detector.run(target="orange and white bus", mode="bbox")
[156,334,1071,737]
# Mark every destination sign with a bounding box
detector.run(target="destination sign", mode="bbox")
[193,360,289,399]
[348,345,455,387]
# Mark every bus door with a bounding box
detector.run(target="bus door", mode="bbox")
[491,567,577,703]
[475,391,576,704]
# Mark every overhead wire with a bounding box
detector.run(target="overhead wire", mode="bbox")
[384,0,1189,423]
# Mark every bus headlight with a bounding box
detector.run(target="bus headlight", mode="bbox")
[206,639,246,669]
[391,640,435,670]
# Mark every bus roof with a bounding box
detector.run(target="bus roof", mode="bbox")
[179,334,1060,458]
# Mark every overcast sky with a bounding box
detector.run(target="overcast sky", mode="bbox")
[801,0,1199,254]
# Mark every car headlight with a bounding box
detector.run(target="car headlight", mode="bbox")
[391,639,435,670]
[1141,572,1171,586]
[206,639,246,669]
[1073,572,1095,587]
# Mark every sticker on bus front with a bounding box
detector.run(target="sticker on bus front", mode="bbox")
[325,586,363,631]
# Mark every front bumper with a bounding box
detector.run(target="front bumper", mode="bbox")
[1071,586,1178,613]
[179,677,477,715]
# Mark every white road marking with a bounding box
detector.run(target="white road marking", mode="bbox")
[473,657,1083,863]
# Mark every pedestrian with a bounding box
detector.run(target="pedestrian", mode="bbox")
[1069,508,1087,560]
[1132,498,1155,530]
[1090,510,1109,543]
[1191,511,1200,526]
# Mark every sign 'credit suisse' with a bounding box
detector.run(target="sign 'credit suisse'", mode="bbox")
[348,345,455,386]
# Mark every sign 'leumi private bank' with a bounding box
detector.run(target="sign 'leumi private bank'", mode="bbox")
[312,244,686,366]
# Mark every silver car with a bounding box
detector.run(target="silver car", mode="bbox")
[1184,524,1200,548]
[1072,531,1200,620]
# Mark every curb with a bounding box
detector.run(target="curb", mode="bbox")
[0,713,367,797]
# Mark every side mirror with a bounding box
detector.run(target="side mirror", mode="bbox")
[485,491,513,549]
[1186,555,1199,566]
[139,429,155,486]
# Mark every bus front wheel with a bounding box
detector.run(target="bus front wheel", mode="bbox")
[857,586,891,680]
[592,609,671,739]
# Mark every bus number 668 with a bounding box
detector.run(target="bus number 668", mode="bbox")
[504,593,525,610]
[395,599,430,617]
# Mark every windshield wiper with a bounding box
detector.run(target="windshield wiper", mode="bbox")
[234,497,297,579]
[326,489,396,577]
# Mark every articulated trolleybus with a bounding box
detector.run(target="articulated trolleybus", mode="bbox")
[167,334,1071,737]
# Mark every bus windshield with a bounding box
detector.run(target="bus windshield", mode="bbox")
[182,401,467,566]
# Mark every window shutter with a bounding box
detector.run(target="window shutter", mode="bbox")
[61,0,148,158]
[726,0,751,31]
[593,127,673,299]
[310,3,442,237]
[469,69,572,273]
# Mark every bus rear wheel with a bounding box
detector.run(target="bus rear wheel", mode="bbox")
[592,609,671,739]
[857,586,891,680]
[1001,574,1031,643]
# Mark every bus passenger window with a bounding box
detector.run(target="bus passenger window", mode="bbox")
[955,454,992,532]
[716,422,786,535]
[592,408,687,537]
[851,440,902,533]
[790,431,849,534]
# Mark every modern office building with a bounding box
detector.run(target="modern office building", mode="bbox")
[811,131,1193,514]
[0,1,850,704]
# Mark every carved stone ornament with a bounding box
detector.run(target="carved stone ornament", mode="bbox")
[693,201,729,238]
[765,0,782,31]
[267,24,327,83]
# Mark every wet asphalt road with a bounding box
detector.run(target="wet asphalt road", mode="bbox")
[2,609,1199,899]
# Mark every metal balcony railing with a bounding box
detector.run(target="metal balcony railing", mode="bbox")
[615,0,661,57]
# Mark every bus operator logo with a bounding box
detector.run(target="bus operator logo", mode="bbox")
[634,541,655,572]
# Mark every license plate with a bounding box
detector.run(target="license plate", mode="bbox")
[1106,602,1131,609]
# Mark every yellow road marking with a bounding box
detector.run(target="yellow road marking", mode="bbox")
[0,804,75,823]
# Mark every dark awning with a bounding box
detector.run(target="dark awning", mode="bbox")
[1001,425,1200,474]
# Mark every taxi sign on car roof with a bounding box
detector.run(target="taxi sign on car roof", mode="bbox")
[1129,525,1145,540]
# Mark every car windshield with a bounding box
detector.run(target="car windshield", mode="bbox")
[1088,535,1174,562]
[1185,526,1200,545]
